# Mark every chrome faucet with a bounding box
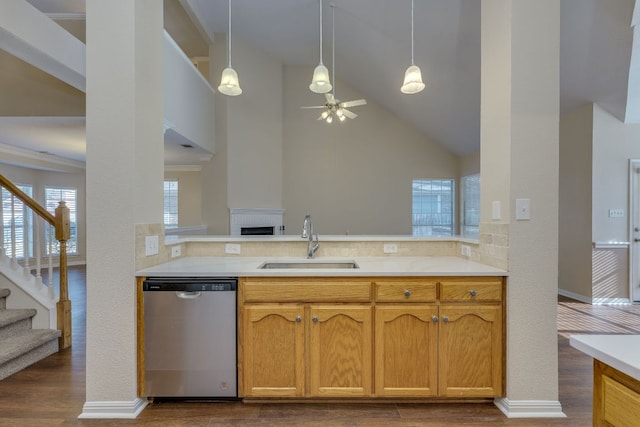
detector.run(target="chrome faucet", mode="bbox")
[301,214,320,258]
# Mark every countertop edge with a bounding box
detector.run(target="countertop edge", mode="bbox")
[570,334,640,381]
[136,256,508,278]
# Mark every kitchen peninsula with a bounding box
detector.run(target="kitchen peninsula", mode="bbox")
[137,235,507,402]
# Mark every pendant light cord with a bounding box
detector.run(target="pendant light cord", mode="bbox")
[331,3,335,96]
[410,0,415,66]
[227,0,232,68]
[319,0,324,66]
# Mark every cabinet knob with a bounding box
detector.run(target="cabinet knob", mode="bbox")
[443,316,450,323]
[432,315,439,323]
[404,289,411,297]
[312,316,319,323]
[469,290,477,297]
[295,316,302,323]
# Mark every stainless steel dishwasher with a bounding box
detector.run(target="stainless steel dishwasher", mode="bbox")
[142,277,237,398]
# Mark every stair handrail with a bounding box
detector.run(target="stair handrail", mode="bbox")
[0,173,71,350]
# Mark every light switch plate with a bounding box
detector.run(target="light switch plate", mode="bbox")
[145,235,159,256]
[492,201,501,221]
[461,245,471,257]
[515,199,531,220]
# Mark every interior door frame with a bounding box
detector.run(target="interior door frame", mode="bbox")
[629,159,640,302]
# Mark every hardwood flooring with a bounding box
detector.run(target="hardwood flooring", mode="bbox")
[1,269,639,426]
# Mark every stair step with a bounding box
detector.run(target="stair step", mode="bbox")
[0,309,37,340]
[0,329,61,380]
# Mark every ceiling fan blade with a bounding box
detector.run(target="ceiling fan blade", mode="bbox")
[325,93,336,104]
[341,109,358,119]
[340,99,367,108]
[300,106,326,109]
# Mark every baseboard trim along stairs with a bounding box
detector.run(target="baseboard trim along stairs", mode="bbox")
[0,288,60,381]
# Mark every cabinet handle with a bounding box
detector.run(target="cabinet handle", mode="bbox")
[443,316,450,323]
[469,290,477,297]
[404,289,411,297]
[432,315,439,323]
[295,316,302,323]
[312,316,319,323]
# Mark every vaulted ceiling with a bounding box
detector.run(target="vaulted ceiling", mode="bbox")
[1,0,637,167]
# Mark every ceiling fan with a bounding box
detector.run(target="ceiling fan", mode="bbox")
[301,3,366,123]
[301,93,367,123]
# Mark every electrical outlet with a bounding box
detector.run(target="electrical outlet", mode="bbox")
[461,245,471,257]
[225,243,241,254]
[383,243,398,254]
[145,235,159,256]
[171,245,181,258]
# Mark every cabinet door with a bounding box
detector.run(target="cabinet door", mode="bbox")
[438,305,502,397]
[241,305,305,397]
[309,305,372,397]
[374,306,438,396]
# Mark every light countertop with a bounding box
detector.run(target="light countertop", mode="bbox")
[570,334,640,381]
[163,235,481,244]
[137,256,507,278]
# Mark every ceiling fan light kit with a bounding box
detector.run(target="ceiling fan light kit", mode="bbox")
[218,0,242,96]
[401,0,425,95]
[310,0,333,94]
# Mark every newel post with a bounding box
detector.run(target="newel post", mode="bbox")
[55,201,72,349]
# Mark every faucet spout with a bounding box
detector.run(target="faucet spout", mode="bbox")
[302,214,320,258]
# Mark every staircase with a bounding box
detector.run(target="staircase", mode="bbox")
[0,288,61,380]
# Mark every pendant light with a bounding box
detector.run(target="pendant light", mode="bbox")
[401,0,425,94]
[218,0,242,96]
[309,0,332,94]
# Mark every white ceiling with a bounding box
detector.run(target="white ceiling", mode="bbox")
[2,0,637,166]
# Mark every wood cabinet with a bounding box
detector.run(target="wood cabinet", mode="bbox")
[239,278,372,398]
[239,276,505,400]
[309,305,372,396]
[241,305,305,397]
[594,359,640,427]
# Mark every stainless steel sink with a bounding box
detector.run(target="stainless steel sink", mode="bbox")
[258,260,359,269]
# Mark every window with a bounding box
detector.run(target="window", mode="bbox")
[462,174,480,239]
[45,187,78,255]
[412,179,455,236]
[164,180,179,229]
[2,185,33,259]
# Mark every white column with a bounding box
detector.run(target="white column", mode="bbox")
[481,0,563,418]
[82,0,164,419]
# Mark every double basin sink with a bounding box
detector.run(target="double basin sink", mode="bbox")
[259,260,359,269]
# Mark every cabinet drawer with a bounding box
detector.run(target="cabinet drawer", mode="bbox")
[242,278,372,302]
[440,279,502,302]
[375,281,437,302]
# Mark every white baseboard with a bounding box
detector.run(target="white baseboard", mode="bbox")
[558,288,592,304]
[78,398,148,419]
[494,398,566,418]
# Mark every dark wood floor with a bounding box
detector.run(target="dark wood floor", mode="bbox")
[1,267,639,426]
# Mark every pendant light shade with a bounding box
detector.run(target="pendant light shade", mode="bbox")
[401,65,425,94]
[401,0,425,95]
[218,0,242,96]
[310,0,332,93]
[310,64,331,93]
[219,67,242,96]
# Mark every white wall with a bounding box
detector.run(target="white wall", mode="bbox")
[592,104,640,242]
[283,66,459,235]
[225,37,283,211]
[558,103,593,298]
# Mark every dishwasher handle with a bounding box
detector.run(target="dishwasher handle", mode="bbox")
[175,291,202,299]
